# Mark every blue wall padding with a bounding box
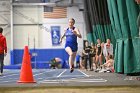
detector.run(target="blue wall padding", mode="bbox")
[12,49,69,67]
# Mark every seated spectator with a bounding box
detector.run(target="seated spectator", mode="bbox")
[50,57,62,69]
[102,55,114,71]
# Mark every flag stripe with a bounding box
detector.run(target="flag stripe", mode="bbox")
[44,7,67,19]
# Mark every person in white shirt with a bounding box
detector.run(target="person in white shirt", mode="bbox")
[103,39,113,61]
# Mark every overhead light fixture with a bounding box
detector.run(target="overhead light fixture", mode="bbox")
[14,0,20,1]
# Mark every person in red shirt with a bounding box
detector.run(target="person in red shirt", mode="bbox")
[0,27,7,76]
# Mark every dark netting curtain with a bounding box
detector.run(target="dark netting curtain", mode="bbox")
[84,0,140,74]
[84,0,115,44]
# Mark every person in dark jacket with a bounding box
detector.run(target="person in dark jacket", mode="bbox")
[82,41,92,71]
[0,27,7,76]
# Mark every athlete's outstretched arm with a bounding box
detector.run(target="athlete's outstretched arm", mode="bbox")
[59,29,66,43]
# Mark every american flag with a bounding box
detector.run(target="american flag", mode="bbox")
[44,7,67,19]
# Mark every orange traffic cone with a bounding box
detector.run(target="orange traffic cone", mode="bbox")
[18,46,36,83]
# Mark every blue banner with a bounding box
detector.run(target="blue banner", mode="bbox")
[51,26,60,45]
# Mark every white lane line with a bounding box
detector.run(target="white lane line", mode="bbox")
[78,70,89,77]
[41,80,60,82]
[0,71,51,83]
[0,80,17,83]
[40,82,60,83]
[58,75,85,77]
[74,80,107,83]
[39,80,61,83]
[42,78,106,82]
[4,69,20,72]
[37,78,44,79]
[0,74,19,79]
[0,78,18,80]
[33,69,55,72]
[57,69,67,77]
[0,69,55,79]
[40,79,107,83]
[33,70,56,76]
